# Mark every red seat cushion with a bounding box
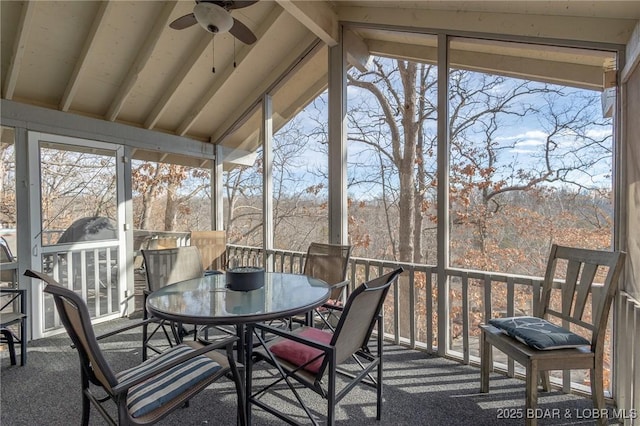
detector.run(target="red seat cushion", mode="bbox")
[269,328,333,373]
[318,299,342,312]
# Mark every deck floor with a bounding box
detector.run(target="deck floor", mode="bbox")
[0,317,624,425]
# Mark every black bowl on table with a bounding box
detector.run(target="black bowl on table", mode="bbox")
[226,267,265,291]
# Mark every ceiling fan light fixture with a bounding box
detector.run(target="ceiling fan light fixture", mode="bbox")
[194,3,233,34]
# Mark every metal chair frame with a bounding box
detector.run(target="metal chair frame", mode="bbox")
[250,268,404,425]
[141,246,204,359]
[0,287,27,366]
[291,242,352,329]
[25,269,245,426]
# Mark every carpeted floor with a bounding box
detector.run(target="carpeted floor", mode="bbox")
[1,318,622,425]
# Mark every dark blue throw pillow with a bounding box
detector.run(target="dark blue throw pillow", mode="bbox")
[488,316,590,350]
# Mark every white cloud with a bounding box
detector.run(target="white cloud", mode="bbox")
[514,139,544,147]
[509,148,536,154]
[495,130,548,142]
[586,128,612,139]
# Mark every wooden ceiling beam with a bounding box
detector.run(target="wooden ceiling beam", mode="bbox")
[278,75,327,125]
[451,49,603,90]
[211,32,319,145]
[144,34,212,130]
[106,1,179,121]
[60,1,112,112]
[344,29,370,72]
[338,6,636,45]
[276,0,338,46]
[176,5,285,136]
[2,1,35,100]
[368,39,604,90]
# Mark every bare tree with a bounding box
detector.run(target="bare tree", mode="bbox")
[347,59,612,265]
[223,112,330,251]
[132,163,209,231]
[39,148,117,237]
[448,74,612,259]
[224,157,263,246]
[0,143,16,228]
[345,57,613,339]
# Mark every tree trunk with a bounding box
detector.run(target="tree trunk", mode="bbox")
[139,193,153,230]
[397,61,418,264]
[397,61,419,339]
[164,181,179,231]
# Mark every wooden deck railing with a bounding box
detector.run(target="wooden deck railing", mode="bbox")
[41,240,121,331]
[227,244,629,404]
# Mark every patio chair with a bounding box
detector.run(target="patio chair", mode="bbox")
[0,288,27,366]
[479,244,625,426]
[293,242,352,328]
[250,267,404,425]
[1,235,17,284]
[141,246,205,359]
[93,246,205,360]
[24,269,245,426]
[190,230,227,274]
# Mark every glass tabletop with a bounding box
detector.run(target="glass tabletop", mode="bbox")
[146,272,330,325]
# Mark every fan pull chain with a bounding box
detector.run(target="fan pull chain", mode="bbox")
[211,37,215,74]
[233,38,236,68]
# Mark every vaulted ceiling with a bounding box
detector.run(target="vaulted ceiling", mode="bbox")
[2,1,639,155]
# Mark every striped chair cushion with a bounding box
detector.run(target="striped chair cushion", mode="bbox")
[116,344,222,418]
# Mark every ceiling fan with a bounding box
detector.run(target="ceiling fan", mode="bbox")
[169,1,258,45]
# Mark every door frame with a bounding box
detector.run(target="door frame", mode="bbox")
[27,131,126,339]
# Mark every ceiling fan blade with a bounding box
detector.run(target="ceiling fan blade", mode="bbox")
[230,18,257,44]
[210,1,259,10]
[169,13,198,30]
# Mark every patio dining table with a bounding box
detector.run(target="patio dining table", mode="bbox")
[145,271,331,424]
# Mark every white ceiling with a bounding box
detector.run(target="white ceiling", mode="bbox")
[1,1,638,154]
